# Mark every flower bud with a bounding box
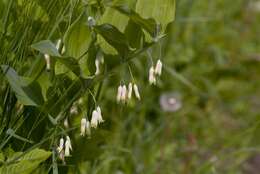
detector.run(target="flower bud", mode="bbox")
[133,84,141,100]
[149,66,156,85]
[155,59,162,76]
[128,83,133,99]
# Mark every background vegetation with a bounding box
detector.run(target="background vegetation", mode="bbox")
[0,0,260,173]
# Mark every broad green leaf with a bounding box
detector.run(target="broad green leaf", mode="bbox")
[36,71,51,101]
[136,0,175,32]
[64,13,92,58]
[0,148,51,174]
[97,0,134,55]
[31,40,60,57]
[55,57,81,76]
[1,65,44,106]
[124,19,143,49]
[95,24,129,56]
[63,13,92,77]
[114,5,157,37]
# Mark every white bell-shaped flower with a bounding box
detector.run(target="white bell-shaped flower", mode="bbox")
[91,110,99,128]
[117,85,123,103]
[65,136,72,157]
[96,106,104,123]
[128,83,133,99]
[121,85,127,102]
[85,120,91,136]
[57,138,64,153]
[149,66,156,85]
[80,118,87,136]
[80,118,91,136]
[155,59,162,76]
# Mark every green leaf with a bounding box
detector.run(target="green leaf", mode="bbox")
[114,5,157,37]
[87,43,98,75]
[63,13,92,77]
[124,19,143,49]
[1,65,44,106]
[136,0,175,32]
[31,40,60,57]
[97,0,131,55]
[55,57,81,76]
[0,148,51,174]
[64,13,92,58]
[95,24,129,56]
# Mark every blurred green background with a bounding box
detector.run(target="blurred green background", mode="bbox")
[94,0,260,173]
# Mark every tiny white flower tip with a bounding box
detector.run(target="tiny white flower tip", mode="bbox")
[128,83,133,99]
[155,59,162,76]
[133,84,141,100]
[88,16,96,27]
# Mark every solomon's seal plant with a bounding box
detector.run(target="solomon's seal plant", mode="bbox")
[0,0,175,173]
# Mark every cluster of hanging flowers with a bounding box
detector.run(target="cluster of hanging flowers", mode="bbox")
[117,82,141,103]
[149,59,162,85]
[57,136,72,162]
[55,15,163,161]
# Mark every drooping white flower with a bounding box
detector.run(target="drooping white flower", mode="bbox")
[65,136,72,157]
[85,120,91,136]
[155,59,162,76]
[88,16,96,27]
[80,118,91,136]
[121,85,127,102]
[96,106,104,123]
[133,84,141,100]
[91,110,99,128]
[44,54,51,71]
[128,83,133,99]
[57,138,64,153]
[149,66,156,85]
[117,85,123,103]
[80,118,87,136]
[95,59,100,75]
